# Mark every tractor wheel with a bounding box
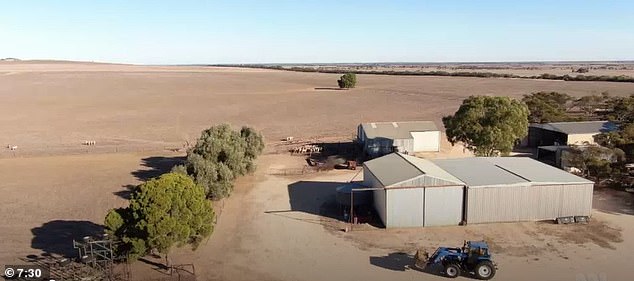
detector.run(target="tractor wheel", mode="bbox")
[444,263,460,278]
[474,261,496,280]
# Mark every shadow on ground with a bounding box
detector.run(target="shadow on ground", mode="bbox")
[31,220,104,258]
[284,181,343,220]
[314,87,345,91]
[131,156,186,181]
[369,252,417,271]
[113,184,137,199]
[370,252,474,278]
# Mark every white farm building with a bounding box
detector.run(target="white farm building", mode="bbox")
[363,153,465,228]
[362,153,594,228]
[357,121,440,158]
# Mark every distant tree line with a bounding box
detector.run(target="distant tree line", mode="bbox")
[215,65,634,83]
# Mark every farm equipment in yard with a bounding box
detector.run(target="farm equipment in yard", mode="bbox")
[415,241,497,280]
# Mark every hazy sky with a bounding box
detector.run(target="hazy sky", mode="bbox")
[1,0,633,64]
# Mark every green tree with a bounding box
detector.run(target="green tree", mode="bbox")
[337,73,357,89]
[184,124,264,199]
[594,123,634,148]
[104,173,215,261]
[443,96,529,156]
[562,145,625,183]
[521,92,573,123]
[604,95,634,124]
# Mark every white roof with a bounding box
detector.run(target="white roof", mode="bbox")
[363,153,463,187]
[433,157,593,187]
[360,121,438,140]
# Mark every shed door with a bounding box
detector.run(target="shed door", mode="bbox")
[411,131,440,152]
[424,186,463,226]
[386,188,424,228]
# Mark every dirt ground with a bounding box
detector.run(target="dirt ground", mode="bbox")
[1,152,632,281]
[2,62,634,158]
[1,62,634,280]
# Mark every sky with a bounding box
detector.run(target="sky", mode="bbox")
[1,0,633,64]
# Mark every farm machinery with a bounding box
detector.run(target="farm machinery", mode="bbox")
[415,241,497,280]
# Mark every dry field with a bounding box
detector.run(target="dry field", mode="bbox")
[2,62,634,158]
[1,62,634,281]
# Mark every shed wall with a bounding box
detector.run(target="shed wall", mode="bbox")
[411,131,441,152]
[390,175,461,188]
[424,186,464,226]
[363,167,384,189]
[466,183,593,224]
[373,189,387,227]
[386,188,424,228]
[567,133,598,145]
[393,138,414,154]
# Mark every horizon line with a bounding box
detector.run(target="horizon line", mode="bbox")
[3,58,634,66]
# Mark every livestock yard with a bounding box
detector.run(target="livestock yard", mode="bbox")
[2,61,634,281]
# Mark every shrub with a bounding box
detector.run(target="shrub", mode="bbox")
[337,73,357,88]
[184,124,264,199]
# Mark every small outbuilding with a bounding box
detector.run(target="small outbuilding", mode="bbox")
[363,153,465,228]
[527,121,616,147]
[357,121,440,158]
[433,157,594,224]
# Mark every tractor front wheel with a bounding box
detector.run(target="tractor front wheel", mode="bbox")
[444,263,460,278]
[474,261,496,280]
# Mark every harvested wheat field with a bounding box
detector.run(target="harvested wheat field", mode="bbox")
[2,62,634,157]
[2,62,634,281]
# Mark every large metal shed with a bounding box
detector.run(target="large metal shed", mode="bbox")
[363,153,464,228]
[433,157,594,224]
[357,121,440,158]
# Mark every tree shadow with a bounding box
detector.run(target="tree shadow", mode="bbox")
[31,220,104,258]
[314,87,345,91]
[131,156,186,181]
[113,184,137,199]
[286,181,343,221]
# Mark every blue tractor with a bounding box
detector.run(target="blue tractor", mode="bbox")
[416,241,497,280]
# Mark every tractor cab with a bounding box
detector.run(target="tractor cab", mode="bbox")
[464,241,492,266]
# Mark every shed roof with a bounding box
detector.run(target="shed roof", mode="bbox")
[432,157,593,187]
[530,121,616,135]
[432,158,528,186]
[485,157,592,184]
[360,121,438,140]
[363,153,463,187]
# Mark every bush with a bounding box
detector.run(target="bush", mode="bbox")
[184,124,264,199]
[104,173,215,261]
[337,73,357,88]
